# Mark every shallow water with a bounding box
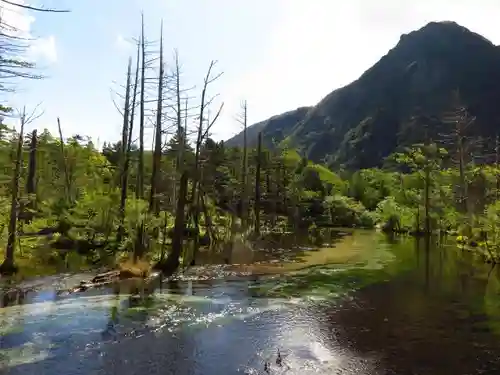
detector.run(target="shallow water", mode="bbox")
[1,231,500,374]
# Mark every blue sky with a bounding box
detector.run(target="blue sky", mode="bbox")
[3,0,500,147]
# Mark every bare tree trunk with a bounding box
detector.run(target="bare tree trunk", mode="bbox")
[442,92,475,233]
[118,42,140,244]
[57,117,71,204]
[134,221,146,261]
[239,101,248,229]
[24,129,37,223]
[200,191,216,243]
[160,211,168,262]
[171,160,176,211]
[1,108,26,274]
[190,61,221,202]
[164,171,188,273]
[133,16,147,260]
[254,131,262,235]
[266,167,276,227]
[136,14,146,200]
[120,59,132,163]
[149,22,164,215]
[161,51,187,273]
[26,129,37,196]
[457,128,473,236]
[458,135,467,212]
[175,51,183,175]
[191,96,205,240]
[190,61,222,261]
[117,58,133,243]
[191,92,202,203]
[424,166,431,234]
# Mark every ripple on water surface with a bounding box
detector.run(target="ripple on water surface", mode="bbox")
[3,231,500,374]
[0,272,378,374]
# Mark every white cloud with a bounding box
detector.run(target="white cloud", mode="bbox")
[0,0,34,36]
[214,0,500,141]
[0,0,58,63]
[114,33,133,52]
[30,35,57,63]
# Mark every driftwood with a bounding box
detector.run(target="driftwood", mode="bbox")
[64,270,121,294]
[67,269,159,294]
[91,270,121,284]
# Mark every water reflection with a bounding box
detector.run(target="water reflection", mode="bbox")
[0,231,499,374]
[327,235,500,375]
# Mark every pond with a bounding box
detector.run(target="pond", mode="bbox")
[0,230,500,374]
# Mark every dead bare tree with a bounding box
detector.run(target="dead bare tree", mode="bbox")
[236,100,248,229]
[254,131,262,235]
[116,40,141,245]
[189,60,223,251]
[23,128,37,223]
[158,50,195,273]
[56,117,71,204]
[116,58,133,243]
[149,21,164,215]
[440,90,477,229]
[107,15,164,259]
[0,104,42,274]
[137,14,146,200]
[120,59,132,163]
[127,40,140,157]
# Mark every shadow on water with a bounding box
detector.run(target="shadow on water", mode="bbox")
[0,230,500,374]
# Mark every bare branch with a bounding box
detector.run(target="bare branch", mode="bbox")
[23,102,43,124]
[202,102,224,139]
[207,72,223,85]
[111,91,124,117]
[0,0,70,12]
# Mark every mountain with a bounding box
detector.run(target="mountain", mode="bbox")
[226,21,500,169]
[225,106,311,148]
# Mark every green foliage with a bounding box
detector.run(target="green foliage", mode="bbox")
[323,195,375,228]
[391,143,448,174]
[375,196,415,231]
[477,201,500,261]
[2,114,500,273]
[349,169,397,210]
[308,164,347,195]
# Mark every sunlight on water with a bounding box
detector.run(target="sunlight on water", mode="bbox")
[0,285,321,369]
[0,232,391,371]
[0,337,53,368]
[2,231,498,374]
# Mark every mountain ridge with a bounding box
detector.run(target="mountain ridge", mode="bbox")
[225,106,312,148]
[226,21,500,169]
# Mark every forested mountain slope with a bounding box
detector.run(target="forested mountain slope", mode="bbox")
[225,106,311,148]
[227,21,500,169]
